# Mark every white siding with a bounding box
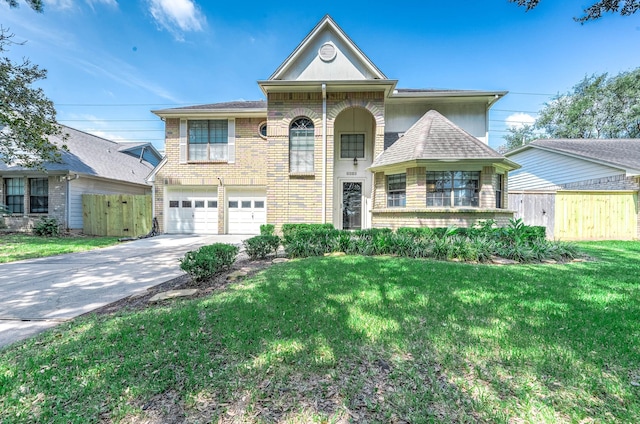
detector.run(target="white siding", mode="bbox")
[385,102,488,143]
[281,29,376,81]
[507,149,624,190]
[69,178,150,229]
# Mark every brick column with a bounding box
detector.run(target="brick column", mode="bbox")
[480,166,496,208]
[406,167,426,208]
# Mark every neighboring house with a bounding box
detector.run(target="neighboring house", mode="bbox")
[117,142,163,167]
[149,15,519,235]
[0,126,154,232]
[506,139,640,240]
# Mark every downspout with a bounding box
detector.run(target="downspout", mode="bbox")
[322,83,327,223]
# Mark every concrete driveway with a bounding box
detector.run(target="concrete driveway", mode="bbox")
[0,234,249,350]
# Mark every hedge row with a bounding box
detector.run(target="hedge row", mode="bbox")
[244,219,576,263]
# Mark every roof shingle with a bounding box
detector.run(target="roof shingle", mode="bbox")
[371,110,505,168]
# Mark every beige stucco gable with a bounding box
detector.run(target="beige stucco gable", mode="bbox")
[268,15,387,82]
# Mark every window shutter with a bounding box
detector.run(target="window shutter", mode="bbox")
[227,118,236,163]
[179,119,187,164]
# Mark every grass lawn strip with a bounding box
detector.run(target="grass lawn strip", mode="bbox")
[0,234,121,263]
[0,241,638,423]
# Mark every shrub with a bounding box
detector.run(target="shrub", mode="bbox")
[33,217,60,237]
[243,235,281,260]
[180,243,238,281]
[281,223,340,258]
[260,224,275,236]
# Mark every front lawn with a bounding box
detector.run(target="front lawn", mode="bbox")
[0,234,121,263]
[0,241,638,423]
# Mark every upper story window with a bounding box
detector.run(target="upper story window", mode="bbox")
[4,178,24,214]
[258,122,267,139]
[340,134,365,159]
[289,117,314,173]
[495,174,504,208]
[426,171,479,207]
[188,120,228,161]
[387,174,406,207]
[29,178,48,213]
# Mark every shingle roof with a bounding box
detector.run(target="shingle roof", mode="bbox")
[523,139,640,171]
[161,100,267,111]
[0,126,153,185]
[371,110,508,168]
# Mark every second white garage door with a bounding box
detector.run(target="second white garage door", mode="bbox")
[227,190,266,235]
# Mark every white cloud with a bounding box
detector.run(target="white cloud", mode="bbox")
[147,0,205,40]
[85,0,118,9]
[505,112,536,130]
[43,0,74,9]
[73,56,183,103]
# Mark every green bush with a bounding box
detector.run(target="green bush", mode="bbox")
[243,235,281,260]
[33,217,60,237]
[259,224,275,236]
[180,243,238,281]
[281,223,340,258]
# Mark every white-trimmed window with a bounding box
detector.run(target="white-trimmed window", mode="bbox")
[387,174,406,207]
[188,120,229,161]
[495,174,504,208]
[340,134,365,159]
[29,178,48,213]
[289,117,314,173]
[4,178,24,214]
[426,171,479,207]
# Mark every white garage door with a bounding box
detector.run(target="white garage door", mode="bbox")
[166,187,218,234]
[228,190,266,235]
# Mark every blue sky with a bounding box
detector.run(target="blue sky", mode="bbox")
[2,0,639,150]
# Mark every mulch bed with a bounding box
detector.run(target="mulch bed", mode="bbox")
[91,253,275,316]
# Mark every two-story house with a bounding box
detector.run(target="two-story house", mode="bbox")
[148,15,519,235]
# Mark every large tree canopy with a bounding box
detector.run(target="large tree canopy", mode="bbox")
[537,69,640,139]
[0,28,65,168]
[501,68,640,151]
[3,0,43,12]
[510,0,640,22]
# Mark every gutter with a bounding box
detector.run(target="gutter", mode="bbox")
[322,83,327,223]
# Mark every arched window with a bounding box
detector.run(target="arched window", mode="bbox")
[289,117,314,173]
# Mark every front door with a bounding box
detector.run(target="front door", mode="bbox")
[342,182,362,230]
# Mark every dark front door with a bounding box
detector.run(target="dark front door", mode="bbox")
[342,182,362,230]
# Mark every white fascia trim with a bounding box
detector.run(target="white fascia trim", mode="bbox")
[145,156,168,184]
[152,109,267,119]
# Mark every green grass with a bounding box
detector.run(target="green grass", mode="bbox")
[0,234,121,263]
[1,241,639,423]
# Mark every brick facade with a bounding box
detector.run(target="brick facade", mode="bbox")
[154,117,269,233]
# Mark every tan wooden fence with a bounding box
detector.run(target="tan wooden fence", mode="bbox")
[555,191,638,240]
[82,194,152,237]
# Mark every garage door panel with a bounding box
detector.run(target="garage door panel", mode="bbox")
[166,188,218,234]
[227,190,266,235]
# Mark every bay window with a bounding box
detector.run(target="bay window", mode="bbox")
[426,171,479,207]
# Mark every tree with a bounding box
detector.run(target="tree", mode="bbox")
[510,0,640,23]
[3,0,43,12]
[0,27,66,168]
[502,124,541,151]
[537,69,640,139]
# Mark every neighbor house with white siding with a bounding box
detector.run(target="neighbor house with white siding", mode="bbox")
[505,139,640,240]
[1,126,153,232]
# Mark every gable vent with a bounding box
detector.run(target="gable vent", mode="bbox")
[318,42,337,62]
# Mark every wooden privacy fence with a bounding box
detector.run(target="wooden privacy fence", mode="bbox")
[82,194,152,237]
[510,190,638,240]
[555,191,638,241]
